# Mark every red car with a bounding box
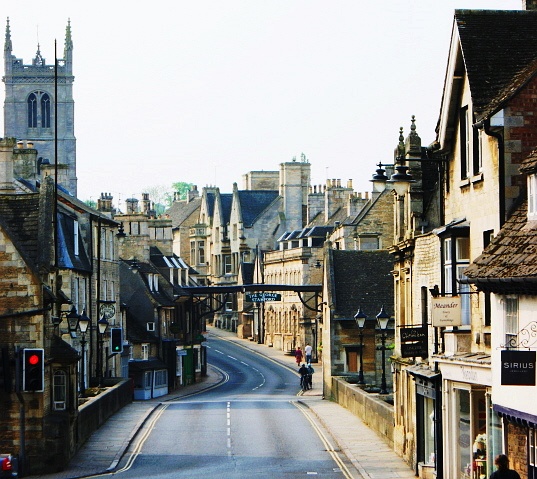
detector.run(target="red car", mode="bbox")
[0,454,17,478]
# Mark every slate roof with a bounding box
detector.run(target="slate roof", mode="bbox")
[206,192,216,219]
[50,335,80,363]
[166,197,201,228]
[464,197,537,294]
[238,190,279,227]
[455,10,537,121]
[0,194,41,266]
[57,212,92,272]
[330,249,394,318]
[220,193,233,225]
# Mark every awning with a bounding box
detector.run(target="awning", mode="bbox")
[494,403,537,428]
[406,364,441,380]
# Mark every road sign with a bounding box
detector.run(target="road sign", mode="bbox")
[245,292,282,302]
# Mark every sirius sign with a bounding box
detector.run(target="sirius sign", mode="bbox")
[501,350,536,386]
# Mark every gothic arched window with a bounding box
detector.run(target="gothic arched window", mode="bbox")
[28,93,38,128]
[41,93,51,128]
[27,91,51,129]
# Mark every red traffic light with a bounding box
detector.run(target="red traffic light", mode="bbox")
[28,354,40,365]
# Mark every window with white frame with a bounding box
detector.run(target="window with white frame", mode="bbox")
[528,174,537,220]
[224,254,232,275]
[198,241,205,264]
[444,236,470,325]
[53,370,67,410]
[141,343,149,360]
[73,219,79,256]
[504,296,519,349]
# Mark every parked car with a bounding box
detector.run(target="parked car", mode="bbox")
[0,454,17,478]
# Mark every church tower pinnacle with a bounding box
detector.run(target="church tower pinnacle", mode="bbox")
[2,19,77,195]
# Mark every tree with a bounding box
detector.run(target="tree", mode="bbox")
[172,182,194,201]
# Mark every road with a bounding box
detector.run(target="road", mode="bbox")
[111,334,360,478]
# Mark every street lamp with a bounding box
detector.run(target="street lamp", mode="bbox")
[97,314,109,385]
[78,310,91,394]
[353,307,367,385]
[311,317,317,363]
[376,305,391,395]
[66,306,80,339]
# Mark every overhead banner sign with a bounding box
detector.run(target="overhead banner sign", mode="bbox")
[245,292,282,303]
[501,350,536,386]
[431,297,461,327]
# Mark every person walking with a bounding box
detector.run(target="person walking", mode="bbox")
[490,454,521,479]
[304,343,313,363]
[295,346,303,365]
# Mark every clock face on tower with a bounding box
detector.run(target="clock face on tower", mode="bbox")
[99,303,116,320]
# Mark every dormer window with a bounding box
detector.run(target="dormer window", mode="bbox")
[528,173,537,220]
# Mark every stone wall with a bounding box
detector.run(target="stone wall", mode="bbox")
[330,376,395,449]
[77,379,132,446]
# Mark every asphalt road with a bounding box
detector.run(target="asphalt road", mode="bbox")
[113,335,359,478]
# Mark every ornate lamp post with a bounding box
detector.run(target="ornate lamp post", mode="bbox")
[311,317,317,363]
[78,310,91,394]
[353,307,367,385]
[376,305,391,394]
[97,314,109,385]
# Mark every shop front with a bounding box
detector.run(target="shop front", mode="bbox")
[439,358,497,479]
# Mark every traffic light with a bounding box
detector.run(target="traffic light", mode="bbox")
[110,328,123,353]
[22,348,44,392]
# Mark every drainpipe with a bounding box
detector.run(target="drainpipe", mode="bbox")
[474,118,505,227]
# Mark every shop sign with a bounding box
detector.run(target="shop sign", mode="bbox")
[401,341,428,358]
[400,326,427,342]
[400,326,428,358]
[501,350,536,386]
[431,297,461,327]
[245,292,282,302]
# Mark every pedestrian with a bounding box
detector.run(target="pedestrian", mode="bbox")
[304,343,313,363]
[295,346,303,365]
[490,454,521,479]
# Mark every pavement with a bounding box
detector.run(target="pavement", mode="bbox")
[27,326,416,479]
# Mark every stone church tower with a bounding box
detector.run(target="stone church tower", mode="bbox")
[3,19,77,195]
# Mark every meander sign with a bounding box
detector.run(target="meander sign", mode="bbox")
[431,297,461,327]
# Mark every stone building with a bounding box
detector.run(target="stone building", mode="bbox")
[0,139,121,474]
[115,194,207,396]
[388,6,537,478]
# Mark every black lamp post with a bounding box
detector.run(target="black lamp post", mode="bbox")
[376,305,391,394]
[97,314,109,385]
[78,310,91,394]
[311,317,317,363]
[354,307,367,385]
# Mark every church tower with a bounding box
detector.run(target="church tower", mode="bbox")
[3,19,77,195]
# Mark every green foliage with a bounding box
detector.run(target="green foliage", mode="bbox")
[84,199,97,209]
[172,181,194,201]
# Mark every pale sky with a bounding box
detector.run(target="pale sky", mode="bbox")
[3,0,521,208]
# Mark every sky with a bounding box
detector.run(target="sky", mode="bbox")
[2,0,522,208]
